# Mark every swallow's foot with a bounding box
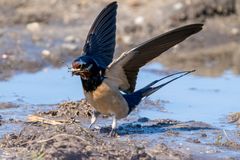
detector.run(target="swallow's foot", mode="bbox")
[88,110,100,130]
[88,123,94,129]
[108,128,118,137]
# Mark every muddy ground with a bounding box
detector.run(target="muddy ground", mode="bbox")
[0,0,240,80]
[1,0,240,159]
[1,100,240,160]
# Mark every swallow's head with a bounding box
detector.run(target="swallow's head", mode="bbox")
[71,56,97,80]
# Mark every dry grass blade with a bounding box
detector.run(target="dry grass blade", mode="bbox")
[27,115,69,125]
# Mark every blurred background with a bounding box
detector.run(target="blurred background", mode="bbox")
[0,0,240,135]
[0,0,239,79]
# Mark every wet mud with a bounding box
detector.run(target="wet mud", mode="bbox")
[1,100,240,159]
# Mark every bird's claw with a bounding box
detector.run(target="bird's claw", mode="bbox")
[108,128,117,137]
[88,123,94,129]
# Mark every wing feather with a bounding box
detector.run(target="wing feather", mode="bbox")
[82,1,117,68]
[106,24,203,92]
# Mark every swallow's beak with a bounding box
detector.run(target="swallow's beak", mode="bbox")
[71,61,93,80]
[71,61,81,76]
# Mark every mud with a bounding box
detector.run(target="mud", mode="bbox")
[170,0,236,26]
[0,100,186,159]
[1,100,240,159]
[228,112,240,128]
[0,102,19,109]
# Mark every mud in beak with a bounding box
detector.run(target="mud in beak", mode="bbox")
[71,63,93,80]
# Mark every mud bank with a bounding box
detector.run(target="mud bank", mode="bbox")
[1,100,240,160]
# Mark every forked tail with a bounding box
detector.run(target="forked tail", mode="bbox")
[123,70,195,113]
[140,70,195,97]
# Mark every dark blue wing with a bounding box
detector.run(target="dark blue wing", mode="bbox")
[83,1,117,68]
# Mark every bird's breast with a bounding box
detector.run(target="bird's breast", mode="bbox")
[84,80,129,119]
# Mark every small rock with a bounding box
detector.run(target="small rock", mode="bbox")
[122,35,132,45]
[95,125,101,130]
[201,133,207,137]
[228,112,240,124]
[231,27,239,35]
[61,43,79,51]
[0,102,19,109]
[26,22,41,33]
[166,130,179,136]
[193,139,201,143]
[134,16,144,25]
[64,35,78,43]
[9,118,14,122]
[1,54,8,59]
[138,117,149,123]
[41,49,51,57]
[173,2,183,10]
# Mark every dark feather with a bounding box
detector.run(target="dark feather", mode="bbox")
[123,24,203,92]
[83,1,117,68]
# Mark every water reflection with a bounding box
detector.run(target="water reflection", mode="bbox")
[0,67,83,104]
[136,63,240,129]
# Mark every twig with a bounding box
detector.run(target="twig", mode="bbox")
[223,129,231,141]
[27,115,68,125]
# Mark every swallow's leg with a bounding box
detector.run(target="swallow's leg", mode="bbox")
[109,115,117,137]
[88,110,100,129]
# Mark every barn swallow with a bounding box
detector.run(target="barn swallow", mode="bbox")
[71,1,203,136]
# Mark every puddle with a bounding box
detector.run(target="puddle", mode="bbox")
[135,63,240,130]
[0,63,240,137]
[0,67,82,104]
[0,62,240,159]
[0,67,82,137]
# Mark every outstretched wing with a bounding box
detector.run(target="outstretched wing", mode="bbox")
[82,1,117,68]
[106,24,203,93]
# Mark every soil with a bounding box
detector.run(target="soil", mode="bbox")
[0,100,187,159]
[1,100,240,159]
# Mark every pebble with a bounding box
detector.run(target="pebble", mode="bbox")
[134,16,144,25]
[138,117,149,123]
[173,2,183,10]
[26,22,41,33]
[201,133,207,137]
[61,43,79,51]
[122,35,132,44]
[64,35,78,43]
[41,49,51,56]
[2,54,8,59]
[231,27,239,35]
